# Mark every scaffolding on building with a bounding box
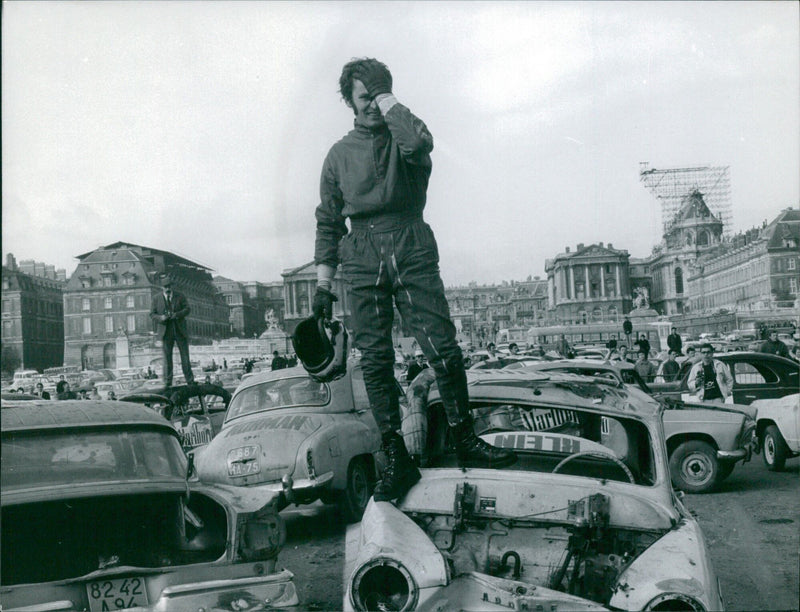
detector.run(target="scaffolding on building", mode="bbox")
[639,162,733,236]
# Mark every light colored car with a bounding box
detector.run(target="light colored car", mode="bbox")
[344,369,723,612]
[195,362,391,522]
[0,399,298,611]
[752,393,800,470]
[519,359,757,492]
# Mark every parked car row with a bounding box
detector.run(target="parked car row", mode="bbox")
[2,348,796,611]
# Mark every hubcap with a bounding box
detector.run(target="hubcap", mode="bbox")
[765,436,776,463]
[351,466,369,507]
[682,452,713,485]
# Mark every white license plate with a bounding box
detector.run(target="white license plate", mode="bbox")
[227,444,261,477]
[87,577,148,611]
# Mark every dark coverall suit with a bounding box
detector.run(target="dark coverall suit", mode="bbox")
[315,101,468,436]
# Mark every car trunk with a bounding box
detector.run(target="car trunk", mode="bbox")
[2,491,228,586]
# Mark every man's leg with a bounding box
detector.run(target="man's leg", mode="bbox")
[162,333,175,387]
[391,223,515,468]
[343,232,420,502]
[176,336,195,384]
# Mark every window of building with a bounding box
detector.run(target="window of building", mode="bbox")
[83,317,92,334]
[675,267,684,294]
[788,258,796,271]
[126,295,135,308]
[105,316,114,333]
[105,297,113,309]
[82,298,91,311]
[697,231,709,246]
[790,277,798,294]
[103,276,112,287]
[127,314,136,332]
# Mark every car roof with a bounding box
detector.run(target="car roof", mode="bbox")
[1,399,177,433]
[523,358,636,372]
[453,369,661,419]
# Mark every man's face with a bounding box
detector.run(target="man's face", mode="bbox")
[638,351,647,362]
[619,347,627,357]
[668,351,676,361]
[350,79,385,129]
[769,332,778,342]
[701,348,714,364]
[36,384,44,393]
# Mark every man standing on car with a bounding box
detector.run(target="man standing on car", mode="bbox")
[623,317,633,348]
[759,330,790,358]
[312,57,515,503]
[667,327,683,355]
[150,274,195,388]
[687,343,733,403]
[634,349,657,383]
[657,349,681,382]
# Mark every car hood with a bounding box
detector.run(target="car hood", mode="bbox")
[397,468,678,530]
[195,412,326,485]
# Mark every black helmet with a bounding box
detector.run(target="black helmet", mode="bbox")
[291,316,348,382]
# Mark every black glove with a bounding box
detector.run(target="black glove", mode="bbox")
[312,286,338,320]
[355,60,392,98]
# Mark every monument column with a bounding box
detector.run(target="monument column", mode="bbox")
[600,265,606,298]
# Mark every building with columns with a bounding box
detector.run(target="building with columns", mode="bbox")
[281,262,351,336]
[649,190,724,315]
[545,242,631,324]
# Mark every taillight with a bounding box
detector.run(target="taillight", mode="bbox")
[237,510,286,561]
[350,557,417,612]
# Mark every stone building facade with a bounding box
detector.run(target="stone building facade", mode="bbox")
[1,254,66,371]
[281,262,351,336]
[545,242,631,324]
[687,208,799,312]
[63,242,229,370]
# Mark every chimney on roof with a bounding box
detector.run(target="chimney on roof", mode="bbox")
[608,243,613,249]
[577,243,584,251]
[565,246,570,253]
[5,253,16,270]
[599,242,604,248]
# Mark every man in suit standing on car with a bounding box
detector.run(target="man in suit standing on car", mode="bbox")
[150,274,195,388]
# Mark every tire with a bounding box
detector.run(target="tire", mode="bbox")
[762,424,789,472]
[338,457,375,523]
[669,440,719,493]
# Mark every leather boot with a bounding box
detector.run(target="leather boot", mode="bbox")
[452,418,517,468]
[373,432,421,502]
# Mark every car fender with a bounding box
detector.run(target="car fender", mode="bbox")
[663,407,747,454]
[609,517,723,611]
[344,498,448,606]
[753,394,800,453]
[297,416,380,490]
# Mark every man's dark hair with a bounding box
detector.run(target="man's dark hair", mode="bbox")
[686,346,696,353]
[509,342,518,350]
[339,58,392,108]
[700,343,714,353]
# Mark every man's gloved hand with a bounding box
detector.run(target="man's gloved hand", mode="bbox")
[355,60,392,98]
[312,286,338,320]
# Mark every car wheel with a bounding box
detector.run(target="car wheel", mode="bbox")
[339,457,375,523]
[763,425,789,472]
[669,440,719,493]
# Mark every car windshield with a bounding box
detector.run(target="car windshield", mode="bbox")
[226,376,330,421]
[2,428,187,490]
[433,400,657,486]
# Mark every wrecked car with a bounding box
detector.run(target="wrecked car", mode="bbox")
[195,362,391,522]
[518,360,757,493]
[1,399,298,611]
[344,369,723,612]
[752,393,800,471]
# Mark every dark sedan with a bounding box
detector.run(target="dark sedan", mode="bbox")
[650,352,799,404]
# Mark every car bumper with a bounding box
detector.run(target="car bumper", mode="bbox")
[247,471,335,507]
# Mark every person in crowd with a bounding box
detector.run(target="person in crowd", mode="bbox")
[759,330,790,358]
[271,350,286,370]
[634,349,657,383]
[55,380,77,400]
[34,382,51,400]
[204,375,212,384]
[108,390,117,400]
[406,349,428,383]
[610,344,630,363]
[508,342,520,355]
[667,327,683,355]
[622,317,633,347]
[556,334,572,358]
[606,335,618,351]
[687,343,733,403]
[790,344,800,362]
[683,345,701,364]
[90,387,101,400]
[485,342,500,362]
[311,57,515,502]
[634,333,651,357]
[149,274,195,388]
[223,358,228,370]
[657,349,681,382]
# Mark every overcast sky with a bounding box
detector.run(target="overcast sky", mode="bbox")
[3,1,798,286]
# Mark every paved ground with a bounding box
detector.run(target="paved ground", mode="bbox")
[279,456,799,611]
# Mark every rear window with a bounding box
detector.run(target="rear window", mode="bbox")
[226,376,330,421]
[2,428,187,490]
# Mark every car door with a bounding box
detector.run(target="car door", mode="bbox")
[728,357,785,404]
